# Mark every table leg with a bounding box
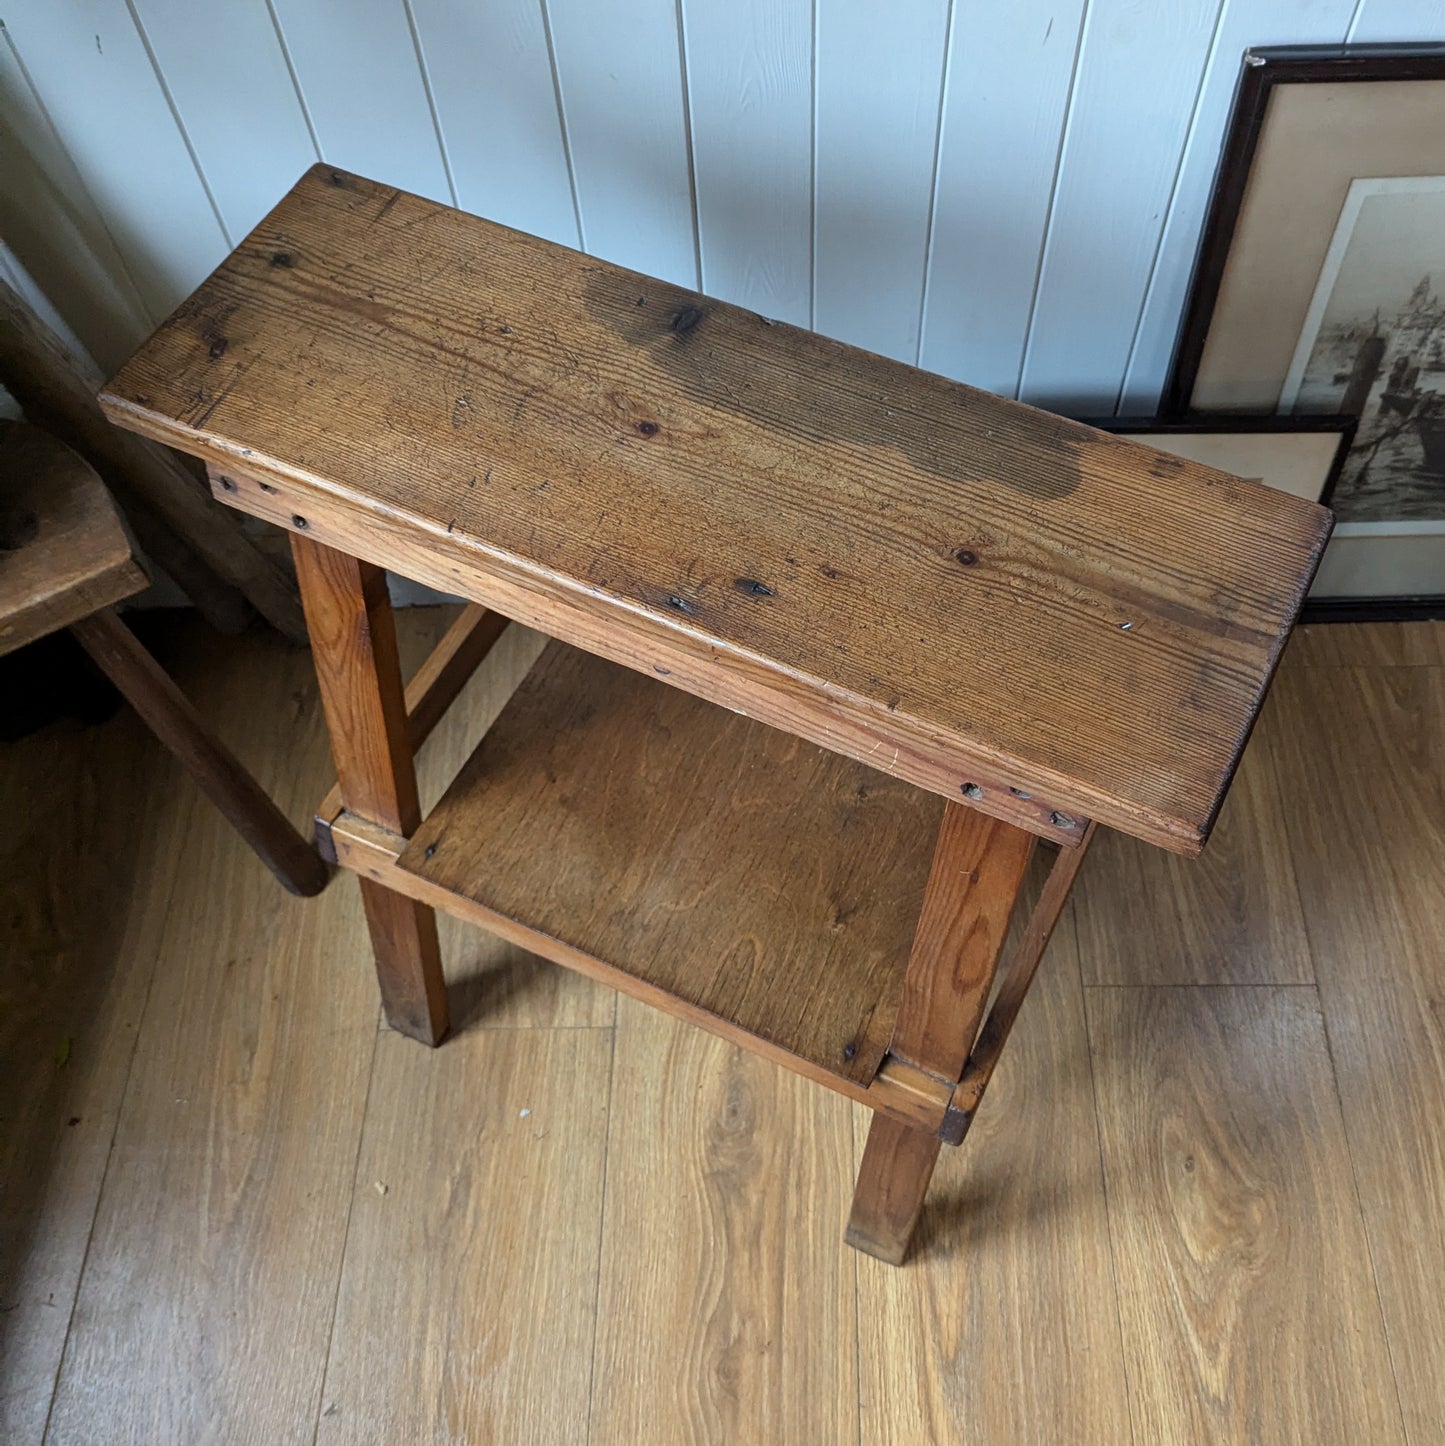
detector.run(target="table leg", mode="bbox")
[291,535,448,1045]
[846,803,1034,1264]
[69,606,330,897]
[845,1115,943,1265]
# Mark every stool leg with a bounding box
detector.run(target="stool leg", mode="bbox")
[291,535,449,1045]
[846,1114,943,1265]
[69,607,330,897]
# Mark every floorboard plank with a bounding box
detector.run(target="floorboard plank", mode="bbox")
[854,855,1132,1445]
[0,701,180,1442]
[1270,663,1445,1444]
[42,628,381,1445]
[590,994,857,1445]
[1074,693,1311,986]
[1286,620,1444,669]
[1087,986,1403,1445]
[317,1026,611,1445]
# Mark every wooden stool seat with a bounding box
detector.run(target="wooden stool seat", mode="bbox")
[0,421,147,652]
[0,419,328,897]
[98,165,1330,1264]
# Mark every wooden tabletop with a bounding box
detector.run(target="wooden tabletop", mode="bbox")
[100,165,1330,854]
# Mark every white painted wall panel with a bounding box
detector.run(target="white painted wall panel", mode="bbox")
[1018,0,1225,412]
[410,0,579,246]
[684,0,812,322]
[268,0,452,204]
[919,0,1087,396]
[3,2,1444,412]
[814,0,949,361]
[546,0,698,285]
[1350,0,1445,40]
[1,0,227,322]
[0,26,152,370]
[129,0,318,244]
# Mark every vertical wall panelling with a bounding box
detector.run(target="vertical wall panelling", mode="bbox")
[0,2,228,325]
[6,4,1444,414]
[408,0,579,246]
[0,241,97,371]
[126,0,319,245]
[1018,0,1226,413]
[0,24,152,370]
[683,0,813,323]
[918,1,1088,397]
[266,0,453,205]
[814,0,950,362]
[544,0,698,285]
[1349,0,1445,39]
[1118,0,1359,414]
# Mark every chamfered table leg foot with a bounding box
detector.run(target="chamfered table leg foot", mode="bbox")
[359,876,449,1046]
[845,1111,943,1266]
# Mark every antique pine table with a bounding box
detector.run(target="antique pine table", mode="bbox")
[100,166,1330,1265]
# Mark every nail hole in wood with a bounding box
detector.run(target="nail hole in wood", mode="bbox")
[1009,786,1031,798]
[292,515,308,529]
[217,475,237,492]
[1049,810,1075,828]
[961,782,983,800]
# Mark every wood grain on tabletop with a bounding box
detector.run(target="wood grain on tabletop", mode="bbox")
[100,164,1330,854]
[402,640,944,1088]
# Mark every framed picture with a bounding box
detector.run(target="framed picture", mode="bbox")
[1163,43,1445,620]
[1084,416,1358,622]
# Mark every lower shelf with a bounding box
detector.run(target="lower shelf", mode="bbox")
[398,641,946,1088]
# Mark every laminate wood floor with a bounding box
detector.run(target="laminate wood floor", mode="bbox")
[2,614,1441,1445]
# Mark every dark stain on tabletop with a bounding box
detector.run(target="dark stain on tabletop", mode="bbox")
[582,272,1081,501]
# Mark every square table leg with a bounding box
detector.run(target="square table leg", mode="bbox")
[846,804,1034,1264]
[291,534,448,1044]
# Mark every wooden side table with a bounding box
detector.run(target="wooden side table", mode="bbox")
[100,166,1330,1264]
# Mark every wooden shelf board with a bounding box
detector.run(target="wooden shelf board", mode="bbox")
[399,642,947,1088]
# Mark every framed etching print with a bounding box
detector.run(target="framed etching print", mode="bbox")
[1165,44,1445,618]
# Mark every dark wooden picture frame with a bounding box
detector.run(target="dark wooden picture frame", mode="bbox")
[1164,42,1445,415]
[1162,43,1445,621]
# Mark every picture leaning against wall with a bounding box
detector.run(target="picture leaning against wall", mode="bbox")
[1281,176,1445,528]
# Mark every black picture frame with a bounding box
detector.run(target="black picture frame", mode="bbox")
[1164,42,1445,416]
[1161,42,1445,622]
